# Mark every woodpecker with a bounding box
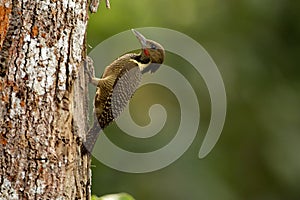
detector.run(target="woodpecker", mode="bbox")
[84,29,165,153]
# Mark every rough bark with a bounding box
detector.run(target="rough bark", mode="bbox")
[0,0,90,199]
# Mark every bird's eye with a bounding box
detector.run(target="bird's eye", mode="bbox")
[150,44,156,49]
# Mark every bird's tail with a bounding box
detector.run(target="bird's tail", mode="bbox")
[83,120,102,154]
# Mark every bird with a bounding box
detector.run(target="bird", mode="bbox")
[83,29,165,153]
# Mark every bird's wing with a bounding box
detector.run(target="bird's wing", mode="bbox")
[95,59,142,129]
[111,66,142,120]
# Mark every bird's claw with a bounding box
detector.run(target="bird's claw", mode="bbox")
[84,57,95,82]
[84,57,101,86]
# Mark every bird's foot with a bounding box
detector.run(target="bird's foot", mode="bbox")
[84,56,101,86]
[84,56,95,81]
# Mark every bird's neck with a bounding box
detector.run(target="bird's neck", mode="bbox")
[133,53,151,64]
[130,53,161,74]
[128,53,150,73]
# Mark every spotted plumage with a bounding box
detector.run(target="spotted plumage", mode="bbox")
[84,29,165,153]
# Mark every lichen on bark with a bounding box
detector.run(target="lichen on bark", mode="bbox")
[0,0,91,199]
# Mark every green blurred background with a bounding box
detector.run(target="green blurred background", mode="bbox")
[87,0,300,199]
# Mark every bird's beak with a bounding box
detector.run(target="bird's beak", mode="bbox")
[131,29,147,48]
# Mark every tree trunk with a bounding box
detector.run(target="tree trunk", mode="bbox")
[0,0,90,199]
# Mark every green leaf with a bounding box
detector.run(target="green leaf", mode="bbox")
[92,193,135,200]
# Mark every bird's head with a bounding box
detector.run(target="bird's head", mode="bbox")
[132,29,165,73]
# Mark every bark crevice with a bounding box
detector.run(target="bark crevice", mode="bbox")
[0,0,90,199]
